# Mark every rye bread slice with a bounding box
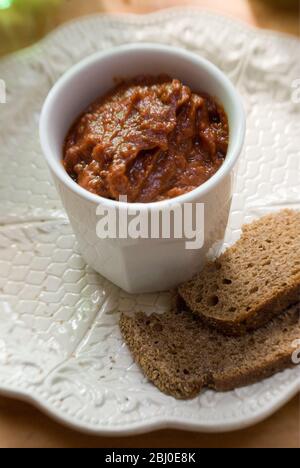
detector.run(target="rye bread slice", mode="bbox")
[179,209,300,335]
[119,303,300,399]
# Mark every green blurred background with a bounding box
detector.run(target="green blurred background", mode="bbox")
[0,0,299,58]
[0,0,63,56]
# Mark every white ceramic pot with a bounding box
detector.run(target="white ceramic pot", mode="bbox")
[40,43,246,293]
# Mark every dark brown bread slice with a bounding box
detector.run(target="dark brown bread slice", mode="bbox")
[179,209,300,335]
[119,303,300,399]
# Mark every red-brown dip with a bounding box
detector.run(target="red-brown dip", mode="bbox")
[64,76,229,203]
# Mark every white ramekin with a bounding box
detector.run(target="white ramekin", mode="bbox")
[39,43,246,293]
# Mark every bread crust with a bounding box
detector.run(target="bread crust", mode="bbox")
[179,210,300,336]
[119,210,300,399]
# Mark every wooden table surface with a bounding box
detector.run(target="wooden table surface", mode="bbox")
[0,0,299,449]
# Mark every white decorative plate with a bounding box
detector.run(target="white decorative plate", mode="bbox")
[0,8,299,435]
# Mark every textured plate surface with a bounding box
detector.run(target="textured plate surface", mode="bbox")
[0,8,299,435]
